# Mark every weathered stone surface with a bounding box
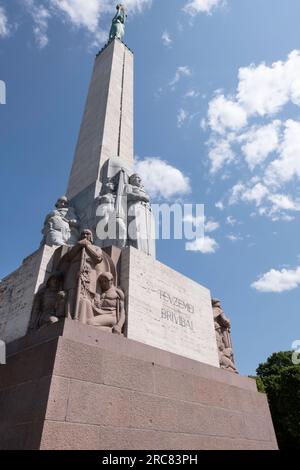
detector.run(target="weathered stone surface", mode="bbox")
[120,247,220,367]
[0,245,57,343]
[0,322,278,450]
[40,421,100,450]
[67,40,133,202]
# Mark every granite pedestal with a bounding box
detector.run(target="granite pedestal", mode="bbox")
[0,320,278,450]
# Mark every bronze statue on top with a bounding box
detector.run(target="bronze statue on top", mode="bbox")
[109,4,127,42]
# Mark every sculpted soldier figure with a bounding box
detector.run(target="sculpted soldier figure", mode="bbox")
[41,196,79,247]
[58,229,116,320]
[96,179,119,248]
[109,4,127,41]
[58,229,103,319]
[212,298,238,373]
[29,273,66,330]
[125,173,155,256]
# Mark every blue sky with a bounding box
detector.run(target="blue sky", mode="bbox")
[0,0,300,375]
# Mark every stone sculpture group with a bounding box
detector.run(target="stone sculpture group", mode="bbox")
[30,230,126,336]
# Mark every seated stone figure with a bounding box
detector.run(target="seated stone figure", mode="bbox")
[76,272,126,335]
[29,273,66,330]
[92,272,126,334]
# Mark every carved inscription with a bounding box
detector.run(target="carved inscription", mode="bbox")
[159,290,195,331]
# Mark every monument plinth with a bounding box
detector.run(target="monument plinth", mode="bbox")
[0,6,278,450]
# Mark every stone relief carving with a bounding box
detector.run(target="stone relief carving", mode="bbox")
[41,196,79,247]
[212,298,238,374]
[29,229,127,336]
[76,272,126,334]
[29,273,66,330]
[96,161,156,257]
[125,174,155,255]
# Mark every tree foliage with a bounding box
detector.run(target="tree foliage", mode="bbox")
[256,351,300,450]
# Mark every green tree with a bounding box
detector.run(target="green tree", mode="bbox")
[256,351,300,450]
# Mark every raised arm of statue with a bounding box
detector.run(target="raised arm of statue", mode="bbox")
[109,4,127,41]
[85,243,103,264]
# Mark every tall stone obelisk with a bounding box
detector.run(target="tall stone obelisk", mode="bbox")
[66,39,134,231]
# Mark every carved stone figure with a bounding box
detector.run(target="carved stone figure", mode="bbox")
[96,179,126,249]
[125,173,156,256]
[41,196,79,247]
[77,272,126,335]
[96,161,156,257]
[58,229,115,320]
[212,298,238,373]
[29,273,66,330]
[109,4,127,41]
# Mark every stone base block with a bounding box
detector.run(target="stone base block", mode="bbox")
[0,245,57,343]
[120,247,219,367]
[0,320,278,450]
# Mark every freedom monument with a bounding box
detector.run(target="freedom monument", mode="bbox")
[0,5,277,450]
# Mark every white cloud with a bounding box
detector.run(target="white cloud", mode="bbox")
[28,1,50,48]
[123,0,152,14]
[227,234,242,242]
[226,216,237,226]
[208,137,235,173]
[185,89,200,98]
[135,157,191,199]
[205,51,300,221]
[186,236,219,253]
[22,0,152,47]
[0,6,9,38]
[177,108,188,128]
[228,182,246,205]
[208,94,247,134]
[237,50,300,117]
[169,66,191,88]
[183,215,219,234]
[162,30,172,47]
[50,0,101,32]
[242,183,270,206]
[240,121,281,170]
[265,119,300,186]
[215,201,224,210]
[183,0,223,16]
[268,193,300,212]
[205,219,220,233]
[252,266,300,293]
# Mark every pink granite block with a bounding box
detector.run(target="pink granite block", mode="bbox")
[44,375,70,421]
[211,407,248,439]
[40,421,100,450]
[66,380,178,432]
[54,338,104,384]
[102,350,155,393]
[98,427,166,450]
[0,339,57,389]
